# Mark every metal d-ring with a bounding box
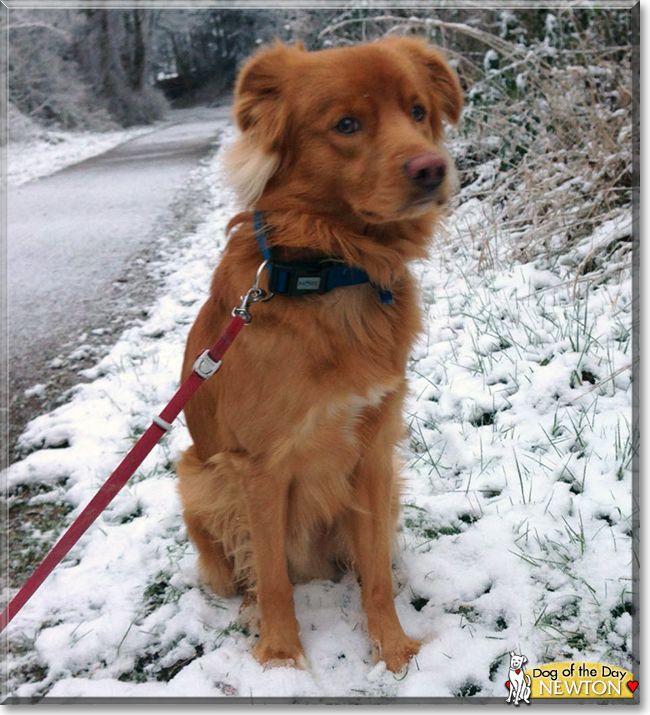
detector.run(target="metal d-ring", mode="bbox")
[231,260,275,323]
[253,259,275,302]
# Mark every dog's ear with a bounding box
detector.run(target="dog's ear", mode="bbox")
[233,41,300,153]
[227,42,302,205]
[522,656,528,664]
[510,651,516,657]
[386,38,463,129]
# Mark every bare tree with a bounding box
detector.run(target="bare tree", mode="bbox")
[74,8,166,127]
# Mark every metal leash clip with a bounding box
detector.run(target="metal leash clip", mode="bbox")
[231,260,274,324]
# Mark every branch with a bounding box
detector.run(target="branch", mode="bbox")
[319,14,515,57]
[8,22,70,41]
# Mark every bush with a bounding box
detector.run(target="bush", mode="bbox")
[100,83,169,128]
[8,9,168,133]
[8,16,118,132]
[452,10,633,261]
[8,101,42,142]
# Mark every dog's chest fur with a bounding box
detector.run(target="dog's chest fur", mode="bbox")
[253,286,411,514]
[273,380,399,534]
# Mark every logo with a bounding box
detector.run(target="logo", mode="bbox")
[503,656,636,700]
[296,276,321,291]
[505,651,531,705]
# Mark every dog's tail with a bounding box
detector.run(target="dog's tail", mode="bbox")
[525,674,532,687]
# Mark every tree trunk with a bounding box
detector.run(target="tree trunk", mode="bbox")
[129,9,146,91]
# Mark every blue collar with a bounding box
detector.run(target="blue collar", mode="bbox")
[253,211,394,305]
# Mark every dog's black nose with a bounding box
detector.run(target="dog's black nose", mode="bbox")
[404,153,447,192]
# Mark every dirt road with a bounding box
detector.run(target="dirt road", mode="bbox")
[6,105,230,461]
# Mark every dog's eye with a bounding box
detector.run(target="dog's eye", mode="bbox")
[335,117,361,135]
[412,105,426,122]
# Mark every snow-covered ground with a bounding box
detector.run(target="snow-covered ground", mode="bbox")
[7,126,155,187]
[3,120,634,700]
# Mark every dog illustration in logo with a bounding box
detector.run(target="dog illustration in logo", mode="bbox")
[506,651,531,705]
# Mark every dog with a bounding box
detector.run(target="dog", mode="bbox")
[506,652,531,705]
[177,37,462,673]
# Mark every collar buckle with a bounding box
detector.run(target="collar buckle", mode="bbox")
[268,259,335,296]
[253,211,393,304]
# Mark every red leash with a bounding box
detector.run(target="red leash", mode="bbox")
[1,267,269,634]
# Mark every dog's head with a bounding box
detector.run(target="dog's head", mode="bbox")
[509,652,528,670]
[225,38,462,226]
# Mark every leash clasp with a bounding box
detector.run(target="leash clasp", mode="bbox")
[231,260,274,324]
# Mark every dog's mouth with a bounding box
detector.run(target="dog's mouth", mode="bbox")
[399,190,450,218]
[409,193,447,209]
[355,201,444,226]
[353,176,452,224]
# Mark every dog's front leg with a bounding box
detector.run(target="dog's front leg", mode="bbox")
[350,395,421,673]
[511,682,520,705]
[242,464,306,669]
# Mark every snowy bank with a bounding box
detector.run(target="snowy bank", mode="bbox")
[8,126,155,188]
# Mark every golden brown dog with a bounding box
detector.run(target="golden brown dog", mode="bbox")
[177,37,462,673]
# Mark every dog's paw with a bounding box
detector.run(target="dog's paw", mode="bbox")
[253,638,308,670]
[373,634,421,674]
[259,654,309,670]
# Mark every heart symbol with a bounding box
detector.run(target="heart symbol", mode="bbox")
[505,681,510,689]
[627,681,638,693]
[516,669,521,674]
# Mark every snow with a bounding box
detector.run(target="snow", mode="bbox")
[8,126,155,187]
[3,117,633,700]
